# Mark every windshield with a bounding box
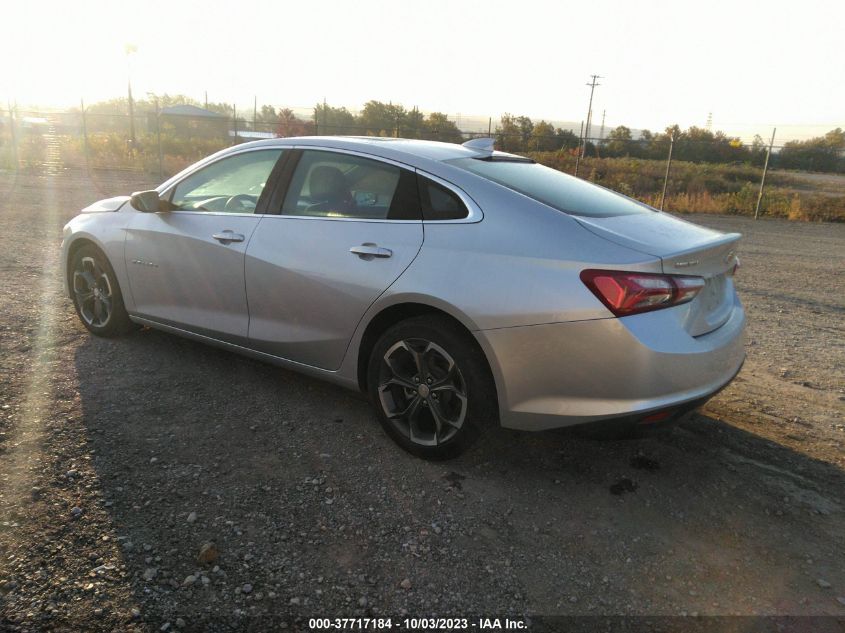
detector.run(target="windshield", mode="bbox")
[446,157,651,218]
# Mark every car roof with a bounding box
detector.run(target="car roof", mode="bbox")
[230,136,500,164]
[156,136,525,195]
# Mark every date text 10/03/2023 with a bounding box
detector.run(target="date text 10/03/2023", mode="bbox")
[308,617,528,630]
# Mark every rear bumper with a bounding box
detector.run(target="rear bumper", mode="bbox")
[475,295,746,431]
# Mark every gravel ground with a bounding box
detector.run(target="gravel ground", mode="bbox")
[0,167,843,631]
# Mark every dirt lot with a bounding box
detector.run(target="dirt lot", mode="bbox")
[777,169,845,197]
[0,167,843,631]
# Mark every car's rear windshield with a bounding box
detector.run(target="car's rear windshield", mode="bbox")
[445,157,651,218]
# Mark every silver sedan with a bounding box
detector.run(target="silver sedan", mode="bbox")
[61,137,745,459]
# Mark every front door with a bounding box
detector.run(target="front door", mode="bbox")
[124,148,284,344]
[245,149,424,370]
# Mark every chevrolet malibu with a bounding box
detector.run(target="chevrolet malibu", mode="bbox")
[62,136,745,459]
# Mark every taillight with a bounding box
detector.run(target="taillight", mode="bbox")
[580,269,706,317]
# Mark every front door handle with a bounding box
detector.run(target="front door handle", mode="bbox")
[350,244,393,259]
[212,230,245,244]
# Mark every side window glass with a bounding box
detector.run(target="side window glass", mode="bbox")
[169,149,283,213]
[418,176,469,221]
[280,151,420,220]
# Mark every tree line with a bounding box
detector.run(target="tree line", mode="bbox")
[502,116,844,174]
[598,124,844,172]
[51,95,845,173]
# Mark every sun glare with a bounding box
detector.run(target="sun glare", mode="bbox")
[2,0,842,139]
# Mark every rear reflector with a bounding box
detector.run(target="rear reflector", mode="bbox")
[580,269,706,317]
[639,409,676,424]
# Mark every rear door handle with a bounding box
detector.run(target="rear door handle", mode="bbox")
[212,230,245,244]
[350,244,393,259]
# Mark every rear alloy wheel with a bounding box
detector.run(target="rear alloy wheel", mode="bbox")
[368,316,496,459]
[70,245,134,337]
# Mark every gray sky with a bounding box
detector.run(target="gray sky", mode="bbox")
[3,0,843,141]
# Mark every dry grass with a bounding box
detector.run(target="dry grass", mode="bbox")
[530,152,845,222]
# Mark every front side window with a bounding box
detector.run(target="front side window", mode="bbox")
[446,157,650,218]
[169,149,283,213]
[280,150,420,220]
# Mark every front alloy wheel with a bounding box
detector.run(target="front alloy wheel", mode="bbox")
[69,244,134,337]
[73,256,113,328]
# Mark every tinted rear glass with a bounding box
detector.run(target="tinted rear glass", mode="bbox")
[446,158,651,218]
[418,176,468,221]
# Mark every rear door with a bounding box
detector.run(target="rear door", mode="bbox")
[124,148,284,344]
[245,149,424,370]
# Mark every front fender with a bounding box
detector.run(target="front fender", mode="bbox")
[61,213,134,311]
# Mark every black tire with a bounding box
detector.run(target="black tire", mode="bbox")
[69,244,134,337]
[367,315,497,460]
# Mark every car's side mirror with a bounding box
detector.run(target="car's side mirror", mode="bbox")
[130,190,165,213]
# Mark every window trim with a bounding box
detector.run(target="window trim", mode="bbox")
[158,147,288,217]
[273,147,414,222]
[261,146,482,224]
[266,146,418,223]
[156,144,484,224]
[415,170,481,224]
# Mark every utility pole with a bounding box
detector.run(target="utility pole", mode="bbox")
[659,132,675,211]
[80,98,90,169]
[7,101,18,169]
[581,74,602,158]
[127,82,136,143]
[754,128,777,220]
[204,91,208,109]
[253,95,257,131]
[155,97,163,180]
[7,99,19,172]
[124,44,137,144]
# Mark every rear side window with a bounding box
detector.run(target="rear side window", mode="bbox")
[418,176,469,221]
[445,157,649,218]
[280,150,420,220]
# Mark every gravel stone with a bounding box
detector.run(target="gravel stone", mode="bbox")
[1,170,843,629]
[196,542,219,564]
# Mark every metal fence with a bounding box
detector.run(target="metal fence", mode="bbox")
[1,106,842,222]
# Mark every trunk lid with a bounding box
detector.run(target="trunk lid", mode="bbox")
[574,212,741,336]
